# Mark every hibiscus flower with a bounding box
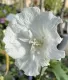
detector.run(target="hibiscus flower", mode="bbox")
[3,7,65,76]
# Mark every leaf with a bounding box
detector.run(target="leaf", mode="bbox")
[44,0,62,14]
[51,62,68,80]
[4,73,13,80]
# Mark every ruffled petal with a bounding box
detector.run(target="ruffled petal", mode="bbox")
[3,27,27,59]
[15,54,40,76]
[35,52,50,67]
[49,45,65,60]
[16,7,40,28]
[9,7,40,34]
[41,12,62,44]
[30,11,62,44]
[17,29,33,42]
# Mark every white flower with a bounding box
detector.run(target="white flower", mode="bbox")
[3,7,65,76]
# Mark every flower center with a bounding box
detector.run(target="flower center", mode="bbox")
[29,39,43,47]
[29,38,44,53]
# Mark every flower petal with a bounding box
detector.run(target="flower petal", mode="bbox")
[30,11,62,44]
[9,7,40,34]
[49,45,65,60]
[35,52,50,67]
[3,27,26,59]
[17,7,40,28]
[15,54,40,76]
[17,29,33,42]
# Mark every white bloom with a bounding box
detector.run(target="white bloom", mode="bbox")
[3,7,65,76]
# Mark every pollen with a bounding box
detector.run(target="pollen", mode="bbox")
[29,38,44,49]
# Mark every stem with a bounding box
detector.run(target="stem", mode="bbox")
[57,0,68,50]
[5,53,9,75]
[23,0,27,8]
[40,0,44,11]
[60,0,66,19]
[19,0,23,11]
[37,67,42,80]
[59,0,66,36]
[31,0,33,7]
[0,50,9,75]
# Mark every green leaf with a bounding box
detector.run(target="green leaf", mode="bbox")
[44,0,62,14]
[51,62,68,80]
[4,73,13,80]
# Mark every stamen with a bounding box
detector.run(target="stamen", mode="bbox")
[29,38,44,54]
